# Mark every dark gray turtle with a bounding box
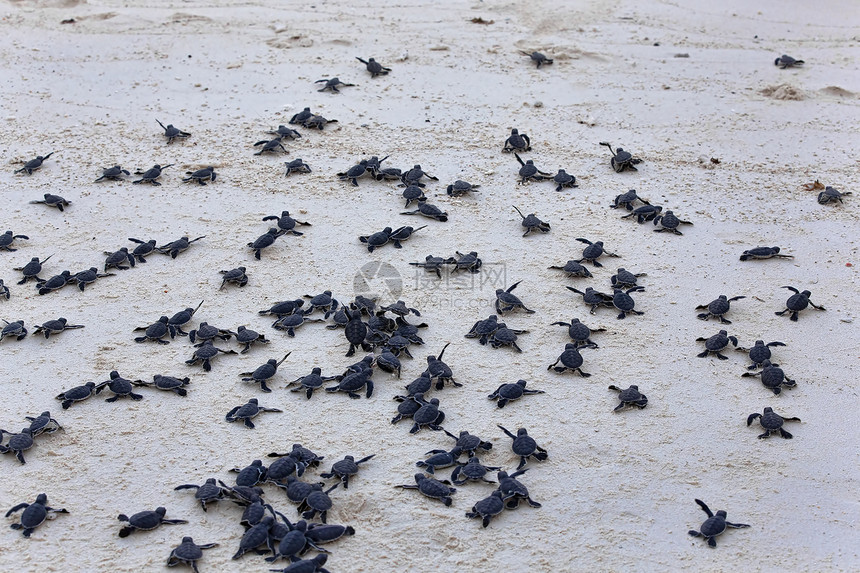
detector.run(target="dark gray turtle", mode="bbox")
[488,379,544,408]
[174,478,228,511]
[688,499,749,548]
[465,314,501,345]
[1,319,27,341]
[513,206,550,236]
[696,295,746,324]
[0,428,35,464]
[260,299,305,317]
[400,164,439,187]
[265,453,303,484]
[363,155,390,178]
[239,500,273,528]
[167,536,218,572]
[376,166,403,181]
[514,153,550,184]
[282,158,312,177]
[401,185,427,207]
[134,316,170,344]
[450,251,482,273]
[72,267,113,291]
[342,355,375,376]
[133,164,173,186]
[375,350,402,377]
[189,322,232,345]
[447,180,480,196]
[611,286,645,319]
[465,490,506,528]
[167,301,203,338]
[548,342,596,376]
[599,141,642,172]
[118,507,187,537]
[747,407,801,439]
[738,340,786,370]
[444,429,493,457]
[696,329,738,359]
[157,235,205,258]
[423,343,460,389]
[817,186,851,205]
[264,211,312,236]
[241,353,290,393]
[103,247,134,271]
[285,444,325,470]
[566,286,613,314]
[301,485,336,524]
[576,237,619,267]
[621,204,662,223]
[0,231,29,252]
[356,56,391,77]
[32,317,84,338]
[395,473,456,506]
[552,169,577,191]
[351,295,378,316]
[0,280,8,301]
[401,201,448,222]
[25,411,62,436]
[267,125,302,140]
[302,114,338,130]
[315,77,355,93]
[182,166,216,185]
[55,381,96,409]
[380,300,421,319]
[128,238,158,263]
[774,54,804,69]
[303,291,339,317]
[287,368,338,400]
[254,136,287,155]
[219,481,265,506]
[410,396,445,434]
[521,50,553,68]
[15,152,54,175]
[249,228,283,260]
[497,425,548,469]
[653,210,693,234]
[548,260,593,278]
[290,107,314,124]
[389,225,426,248]
[551,317,605,347]
[496,468,541,509]
[94,165,130,182]
[219,267,248,289]
[269,554,330,573]
[325,369,373,399]
[488,325,528,353]
[503,129,531,153]
[266,519,311,563]
[776,286,825,321]
[36,270,71,295]
[611,189,650,210]
[451,457,500,485]
[391,392,424,425]
[186,340,237,371]
[359,226,392,252]
[608,384,648,411]
[320,454,375,489]
[404,374,432,396]
[305,522,355,548]
[156,119,190,143]
[495,280,535,314]
[15,255,52,284]
[282,476,318,507]
[135,374,191,396]
[337,160,369,186]
[416,447,462,475]
[742,360,796,395]
[273,313,325,338]
[739,246,793,261]
[231,325,268,354]
[226,398,282,429]
[5,494,68,537]
[231,460,268,487]
[95,370,144,402]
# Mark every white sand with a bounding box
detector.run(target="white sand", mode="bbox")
[1,0,859,571]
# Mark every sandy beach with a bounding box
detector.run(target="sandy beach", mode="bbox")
[1,0,859,571]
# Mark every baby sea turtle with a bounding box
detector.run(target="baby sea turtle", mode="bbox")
[290,107,314,124]
[376,166,403,181]
[774,54,804,69]
[0,428,35,464]
[168,301,203,337]
[376,350,402,377]
[260,299,305,317]
[1,319,28,341]
[608,384,648,411]
[359,227,392,252]
[232,517,275,560]
[320,454,376,488]
[416,447,463,476]
[231,460,268,488]
[134,374,191,396]
[521,50,553,68]
[395,473,456,506]
[94,165,130,182]
[248,228,283,260]
[30,193,71,211]
[269,554,330,573]
[219,267,248,289]
[268,125,302,140]
[325,369,374,399]
[444,429,493,457]
[55,381,96,409]
[356,56,391,77]
[489,325,528,353]
[174,478,228,511]
[465,315,501,345]
[496,469,541,509]
[25,411,62,436]
[739,246,793,261]
[274,313,325,337]
[451,457,500,485]
[72,267,113,291]
[513,206,550,236]
[128,238,158,263]
[96,370,144,402]
[305,522,355,549]
[158,235,205,258]
[653,210,693,235]
[611,268,647,289]
[186,340,237,371]
[343,309,370,357]
[488,379,545,408]
[611,286,645,319]
[514,153,550,184]
[36,270,71,295]
[576,238,619,267]
[688,499,749,548]
[611,189,650,210]
[696,329,738,360]
[449,251,481,273]
[167,536,219,571]
[253,136,288,155]
[423,343,460,389]
[133,164,173,186]
[232,325,269,354]
[551,317,605,347]
[599,141,642,172]
[696,295,746,324]
[32,317,84,338]
[134,316,171,344]
[410,396,445,434]
[503,128,531,153]
[747,407,801,439]
[447,180,481,196]
[283,158,312,177]
[15,152,54,175]
[552,169,578,191]
[315,77,355,93]
[0,280,8,301]
[497,425,548,469]
[337,160,369,186]
[118,507,187,537]
[738,340,786,370]
[302,114,338,130]
[182,166,216,185]
[565,286,612,314]
[0,231,29,252]
[303,291,339,317]
[391,393,424,424]
[6,493,68,537]
[775,286,825,321]
[400,164,439,187]
[548,342,596,375]
[621,204,662,223]
[226,398,283,429]
[817,186,851,204]
[465,490,506,528]
[402,185,427,207]
[104,248,134,271]
[240,353,291,393]
[263,211,312,235]
[156,119,190,143]
[548,260,593,278]
[741,360,796,394]
[401,201,448,222]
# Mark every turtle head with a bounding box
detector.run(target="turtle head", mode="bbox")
[715,510,727,518]
[156,507,167,517]
[35,493,48,504]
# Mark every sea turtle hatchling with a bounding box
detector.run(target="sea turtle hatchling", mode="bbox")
[401,201,448,222]
[552,169,578,191]
[495,280,535,315]
[232,516,276,559]
[503,128,531,153]
[156,119,190,143]
[611,268,647,289]
[32,317,84,338]
[465,491,506,528]
[611,189,650,210]
[608,385,648,411]
[167,536,219,571]
[775,286,825,321]
[451,457,500,485]
[741,359,796,395]
[653,210,693,235]
[225,398,283,429]
[55,381,97,409]
[263,211,312,235]
[230,460,268,488]
[696,295,746,324]
[248,228,283,260]
[167,301,203,338]
[0,280,8,301]
[158,235,206,259]
[497,425,548,470]
[496,469,542,509]
[400,164,439,187]
[415,447,462,475]
[0,428,36,464]
[233,325,269,354]
[521,50,554,67]
[253,136,288,155]
[302,114,338,130]
[565,286,613,314]
[290,107,314,125]
[1,319,28,341]
[134,375,191,396]
[267,125,302,140]
[513,206,550,236]
[186,340,237,371]
[359,227,392,252]
[514,153,551,184]
[182,166,216,185]
[337,160,369,186]
[133,164,173,186]
[551,317,605,347]
[548,260,593,278]
[356,56,391,77]
[444,429,493,457]
[25,411,62,436]
[283,158,312,176]
[72,267,113,291]
[259,299,305,318]
[774,54,804,69]
[599,142,642,172]
[747,407,801,439]
[739,246,793,261]
[134,316,170,344]
[269,554,330,573]
[173,478,228,511]
[548,342,597,376]
[315,77,355,93]
[621,204,662,223]
[423,343,460,390]
[376,350,402,377]
[688,499,749,548]
[576,237,619,267]
[738,340,786,370]
[376,167,403,181]
[696,329,738,360]
[95,370,144,402]
[395,473,456,506]
[15,152,54,175]
[94,165,131,182]
[817,186,851,204]
[402,185,427,207]
[36,270,71,295]
[320,454,376,488]
[118,507,187,537]
[128,238,158,263]
[325,369,374,399]
[219,267,248,289]
[391,393,424,424]
[273,313,325,337]
[446,180,481,196]
[611,287,645,319]
[5,494,68,537]
[303,290,339,317]
[240,353,291,393]
[488,325,528,353]
[103,247,134,271]
[488,379,545,408]
[0,231,29,252]
[465,315,501,345]
[450,251,482,273]
[29,193,71,211]
[409,395,445,434]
